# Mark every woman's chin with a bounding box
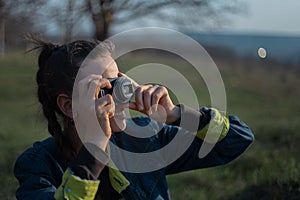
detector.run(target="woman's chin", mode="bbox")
[113,121,126,132]
[110,114,126,132]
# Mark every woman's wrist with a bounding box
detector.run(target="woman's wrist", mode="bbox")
[166,105,181,124]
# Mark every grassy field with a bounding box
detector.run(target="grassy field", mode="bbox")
[0,50,300,199]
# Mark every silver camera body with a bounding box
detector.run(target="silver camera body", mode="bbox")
[99,77,135,104]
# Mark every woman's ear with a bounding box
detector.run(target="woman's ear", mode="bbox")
[57,94,73,119]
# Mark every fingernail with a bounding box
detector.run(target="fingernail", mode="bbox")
[148,108,152,115]
[139,105,144,110]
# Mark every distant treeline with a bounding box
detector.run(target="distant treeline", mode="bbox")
[188,33,300,67]
[3,32,300,67]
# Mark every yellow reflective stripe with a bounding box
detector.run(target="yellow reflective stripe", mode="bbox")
[106,145,130,194]
[54,169,100,200]
[54,184,64,200]
[108,164,130,194]
[196,108,230,143]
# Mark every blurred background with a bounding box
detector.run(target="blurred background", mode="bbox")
[0,0,300,199]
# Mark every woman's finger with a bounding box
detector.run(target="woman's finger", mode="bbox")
[95,94,114,109]
[128,102,137,110]
[152,86,168,112]
[78,74,102,98]
[101,104,115,118]
[88,79,100,100]
[134,85,153,112]
[95,78,112,99]
[143,85,158,115]
[95,95,115,119]
[134,86,144,111]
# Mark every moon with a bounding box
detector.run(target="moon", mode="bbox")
[258,47,267,58]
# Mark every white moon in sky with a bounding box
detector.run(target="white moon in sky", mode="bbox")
[258,47,267,58]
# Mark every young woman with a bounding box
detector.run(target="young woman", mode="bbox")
[14,37,254,200]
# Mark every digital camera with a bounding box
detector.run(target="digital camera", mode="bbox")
[98,77,135,104]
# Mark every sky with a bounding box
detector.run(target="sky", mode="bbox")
[48,0,300,37]
[224,0,300,36]
[110,0,300,37]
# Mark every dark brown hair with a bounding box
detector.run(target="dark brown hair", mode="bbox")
[26,35,99,149]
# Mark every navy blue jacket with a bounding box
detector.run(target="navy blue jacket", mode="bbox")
[14,106,254,199]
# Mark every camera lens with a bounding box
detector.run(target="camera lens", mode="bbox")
[123,84,134,95]
[113,77,135,104]
[98,77,135,104]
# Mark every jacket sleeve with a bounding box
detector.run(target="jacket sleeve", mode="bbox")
[164,104,254,174]
[14,143,108,200]
[14,148,59,200]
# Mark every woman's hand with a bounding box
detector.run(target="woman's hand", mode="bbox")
[94,79,115,138]
[132,85,180,124]
[76,74,114,150]
[118,73,180,124]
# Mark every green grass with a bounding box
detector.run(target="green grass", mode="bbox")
[0,51,48,199]
[1,51,300,199]
[166,60,300,199]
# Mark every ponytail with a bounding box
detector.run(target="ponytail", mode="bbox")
[26,35,64,146]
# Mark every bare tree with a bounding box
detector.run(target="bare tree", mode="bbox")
[2,0,86,44]
[84,0,245,40]
[39,0,87,42]
[1,0,46,49]
[3,0,245,43]
[37,0,244,41]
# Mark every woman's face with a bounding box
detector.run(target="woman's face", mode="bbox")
[100,56,127,132]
